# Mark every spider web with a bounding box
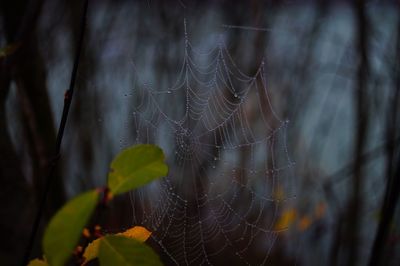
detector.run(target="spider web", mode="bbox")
[120,19,296,265]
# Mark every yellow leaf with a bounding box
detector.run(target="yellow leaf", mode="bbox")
[118,226,152,242]
[297,216,312,231]
[274,208,297,231]
[28,259,48,266]
[81,226,151,265]
[82,238,102,265]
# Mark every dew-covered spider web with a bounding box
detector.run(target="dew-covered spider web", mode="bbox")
[119,19,296,265]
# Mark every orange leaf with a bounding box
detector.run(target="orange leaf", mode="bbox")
[315,202,326,219]
[118,226,152,242]
[82,228,91,238]
[274,208,297,231]
[82,238,101,265]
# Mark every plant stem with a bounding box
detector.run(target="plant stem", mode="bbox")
[21,0,89,264]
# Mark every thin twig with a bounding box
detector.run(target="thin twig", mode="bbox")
[21,0,89,264]
[346,1,369,264]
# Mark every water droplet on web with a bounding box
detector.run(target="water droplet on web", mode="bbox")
[118,30,297,263]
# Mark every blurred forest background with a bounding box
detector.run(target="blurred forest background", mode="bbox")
[1,0,400,265]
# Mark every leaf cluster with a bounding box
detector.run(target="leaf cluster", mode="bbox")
[29,144,168,266]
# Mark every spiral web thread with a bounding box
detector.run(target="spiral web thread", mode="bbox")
[120,19,296,265]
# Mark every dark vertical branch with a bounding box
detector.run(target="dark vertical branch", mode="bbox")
[1,0,62,264]
[346,0,369,265]
[368,11,400,266]
[2,0,66,213]
[14,38,65,210]
[22,0,89,264]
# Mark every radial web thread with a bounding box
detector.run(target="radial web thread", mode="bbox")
[120,20,296,265]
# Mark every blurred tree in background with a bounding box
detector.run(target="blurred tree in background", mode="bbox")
[0,0,399,265]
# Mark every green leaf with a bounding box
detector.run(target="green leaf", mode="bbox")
[108,144,168,195]
[43,190,99,266]
[99,235,162,266]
